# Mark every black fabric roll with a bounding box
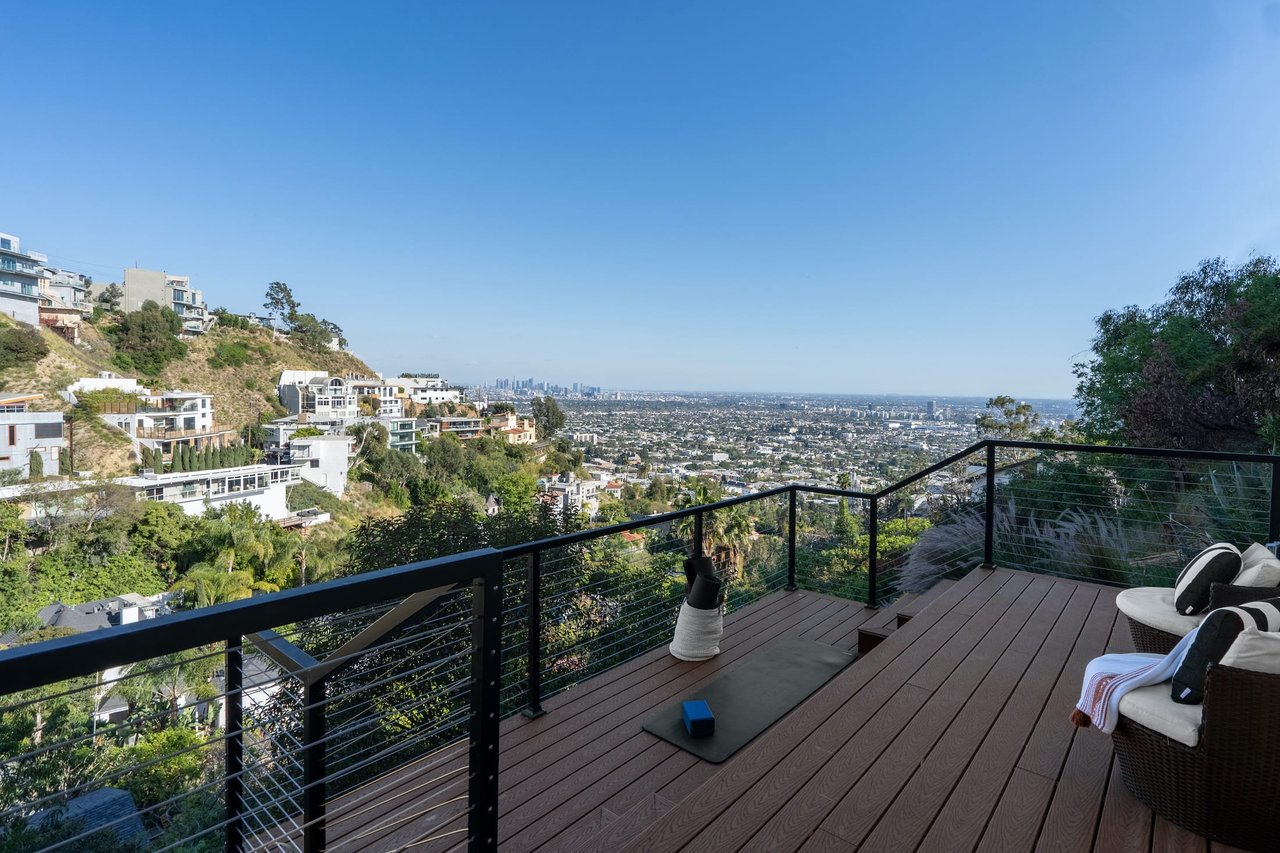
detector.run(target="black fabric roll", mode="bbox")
[687,574,723,610]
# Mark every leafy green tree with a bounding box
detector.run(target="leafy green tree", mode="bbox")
[112,727,205,818]
[288,312,334,352]
[27,451,43,482]
[130,503,195,584]
[263,281,300,326]
[97,283,124,312]
[0,502,27,561]
[975,396,1040,440]
[106,301,187,376]
[493,470,538,513]
[530,396,566,439]
[1074,255,1280,450]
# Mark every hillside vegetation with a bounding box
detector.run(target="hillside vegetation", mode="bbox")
[0,316,376,476]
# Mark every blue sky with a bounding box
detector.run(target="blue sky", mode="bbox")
[6,2,1279,397]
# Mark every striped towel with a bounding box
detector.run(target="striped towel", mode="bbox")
[1071,627,1199,734]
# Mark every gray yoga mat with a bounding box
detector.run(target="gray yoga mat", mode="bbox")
[642,637,854,763]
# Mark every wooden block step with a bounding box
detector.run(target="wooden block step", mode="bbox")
[857,625,895,655]
[895,579,957,626]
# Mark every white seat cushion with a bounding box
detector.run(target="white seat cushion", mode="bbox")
[1118,684,1203,747]
[1116,587,1204,637]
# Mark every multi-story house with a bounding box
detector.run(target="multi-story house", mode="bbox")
[539,472,602,518]
[99,268,212,335]
[421,417,484,441]
[0,232,47,326]
[486,411,538,445]
[68,375,233,457]
[346,376,406,418]
[0,394,65,478]
[42,268,92,314]
[121,463,302,520]
[277,371,360,422]
[286,434,355,496]
[378,417,420,453]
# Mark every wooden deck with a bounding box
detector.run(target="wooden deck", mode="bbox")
[322,568,1248,852]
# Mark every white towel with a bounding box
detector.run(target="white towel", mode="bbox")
[1071,627,1198,734]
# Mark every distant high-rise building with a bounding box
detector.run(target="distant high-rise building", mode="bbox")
[926,400,937,417]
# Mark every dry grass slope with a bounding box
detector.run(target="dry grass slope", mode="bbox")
[0,318,377,477]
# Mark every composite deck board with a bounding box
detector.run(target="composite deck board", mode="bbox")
[305,567,1233,853]
[917,583,1104,852]
[745,576,1061,852]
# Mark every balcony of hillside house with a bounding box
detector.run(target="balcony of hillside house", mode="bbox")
[2,439,1278,852]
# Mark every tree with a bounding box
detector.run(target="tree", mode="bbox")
[975,396,1040,440]
[489,402,516,415]
[530,396,566,439]
[0,502,27,561]
[130,502,194,584]
[1074,255,1280,450]
[320,318,347,350]
[169,566,271,608]
[263,281,300,327]
[106,301,187,376]
[27,451,43,482]
[287,312,334,352]
[97,283,124,312]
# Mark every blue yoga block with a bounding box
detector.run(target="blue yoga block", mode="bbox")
[682,700,715,737]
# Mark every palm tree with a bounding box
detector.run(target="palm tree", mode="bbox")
[674,482,754,581]
[169,566,276,609]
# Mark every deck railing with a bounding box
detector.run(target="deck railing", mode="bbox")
[0,439,1278,851]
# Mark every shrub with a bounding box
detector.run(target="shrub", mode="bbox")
[0,327,49,370]
[207,340,252,368]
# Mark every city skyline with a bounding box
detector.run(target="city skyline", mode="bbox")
[7,2,1280,397]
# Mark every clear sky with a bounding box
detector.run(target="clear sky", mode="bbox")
[6,2,1279,397]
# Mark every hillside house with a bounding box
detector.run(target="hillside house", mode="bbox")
[0,394,65,478]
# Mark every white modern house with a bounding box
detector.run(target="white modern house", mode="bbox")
[288,434,355,496]
[67,374,234,455]
[118,464,302,520]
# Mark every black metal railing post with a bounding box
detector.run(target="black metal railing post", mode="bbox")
[524,550,544,718]
[693,510,704,559]
[303,675,327,853]
[867,495,878,607]
[786,488,797,590]
[983,442,996,567]
[469,566,503,852]
[1270,461,1280,544]
[225,637,244,853]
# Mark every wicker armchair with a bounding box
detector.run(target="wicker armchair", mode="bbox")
[1111,663,1280,851]
[1120,583,1280,656]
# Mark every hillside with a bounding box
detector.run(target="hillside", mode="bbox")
[0,317,377,476]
